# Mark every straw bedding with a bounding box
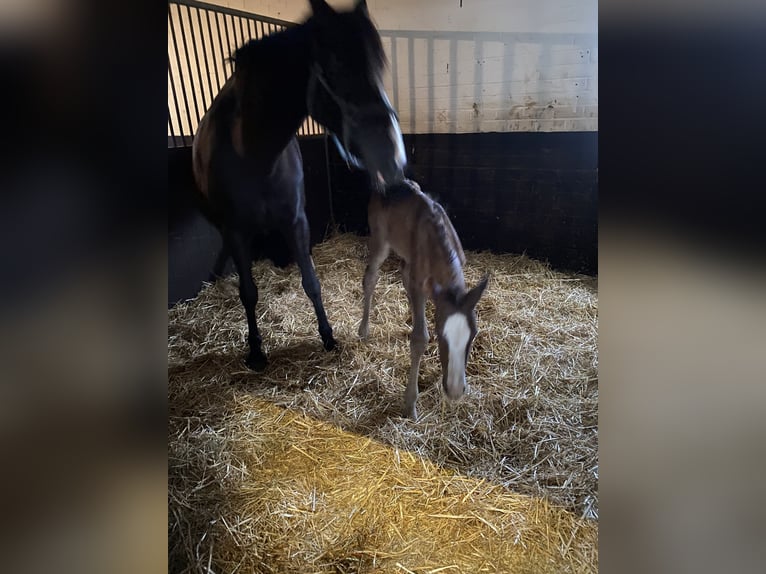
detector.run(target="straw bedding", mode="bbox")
[168,232,598,573]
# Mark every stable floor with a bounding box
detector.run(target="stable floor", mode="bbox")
[168,233,598,573]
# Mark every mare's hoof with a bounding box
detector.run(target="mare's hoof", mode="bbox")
[323,336,338,352]
[245,352,268,372]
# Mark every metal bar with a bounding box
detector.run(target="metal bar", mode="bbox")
[170,0,295,28]
[222,12,232,74]
[167,58,185,145]
[215,12,228,83]
[238,16,246,47]
[257,20,264,40]
[168,105,178,147]
[196,6,215,109]
[205,10,222,90]
[169,6,194,137]
[178,3,202,124]
[231,14,241,53]
[390,36,399,113]
[247,17,255,42]
[408,36,415,133]
[186,5,207,111]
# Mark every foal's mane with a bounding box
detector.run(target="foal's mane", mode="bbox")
[426,201,464,288]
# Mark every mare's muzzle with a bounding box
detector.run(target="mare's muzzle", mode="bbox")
[308,64,406,187]
[342,105,406,187]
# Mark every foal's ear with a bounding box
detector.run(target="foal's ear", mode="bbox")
[354,0,369,15]
[461,275,489,310]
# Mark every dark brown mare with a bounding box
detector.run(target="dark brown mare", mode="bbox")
[192,0,406,370]
[358,180,489,419]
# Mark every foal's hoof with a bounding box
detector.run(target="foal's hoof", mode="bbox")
[245,351,268,372]
[357,324,369,340]
[403,406,418,421]
[322,336,338,352]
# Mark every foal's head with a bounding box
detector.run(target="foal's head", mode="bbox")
[305,0,406,187]
[432,276,490,401]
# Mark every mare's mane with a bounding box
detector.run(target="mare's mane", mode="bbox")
[229,10,386,79]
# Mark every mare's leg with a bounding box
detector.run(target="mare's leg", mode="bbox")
[404,289,429,420]
[227,230,267,371]
[286,214,337,351]
[358,235,390,339]
[207,242,230,282]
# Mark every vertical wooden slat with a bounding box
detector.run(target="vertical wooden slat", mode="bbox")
[196,7,215,109]
[186,5,207,111]
[169,5,194,137]
[178,4,202,125]
[205,10,222,89]
[168,59,185,145]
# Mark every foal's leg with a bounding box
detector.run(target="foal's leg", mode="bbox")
[287,214,337,351]
[404,289,429,420]
[400,260,414,328]
[358,235,390,339]
[227,231,267,371]
[400,260,412,305]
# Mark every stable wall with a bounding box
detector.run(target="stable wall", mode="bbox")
[329,131,597,275]
[204,0,598,134]
[168,1,598,305]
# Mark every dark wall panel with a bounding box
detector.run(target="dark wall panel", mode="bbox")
[328,132,597,274]
[170,131,597,305]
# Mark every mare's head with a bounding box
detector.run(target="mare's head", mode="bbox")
[432,276,490,401]
[305,0,406,188]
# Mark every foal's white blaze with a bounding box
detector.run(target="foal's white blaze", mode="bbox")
[443,313,470,400]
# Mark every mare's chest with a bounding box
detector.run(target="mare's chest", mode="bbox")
[211,136,305,229]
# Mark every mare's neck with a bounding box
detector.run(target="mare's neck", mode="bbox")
[240,24,313,159]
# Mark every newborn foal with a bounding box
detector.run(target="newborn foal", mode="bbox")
[359,180,488,419]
